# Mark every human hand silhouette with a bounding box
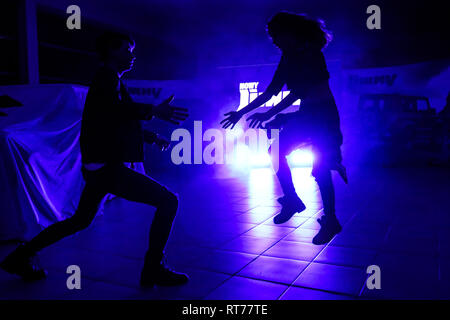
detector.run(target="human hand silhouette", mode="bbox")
[153,95,188,125]
[220,110,243,129]
[247,112,271,129]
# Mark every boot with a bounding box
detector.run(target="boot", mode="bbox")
[273,195,306,224]
[140,255,189,287]
[312,215,342,245]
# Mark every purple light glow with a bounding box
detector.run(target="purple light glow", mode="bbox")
[229,144,313,170]
[287,149,314,167]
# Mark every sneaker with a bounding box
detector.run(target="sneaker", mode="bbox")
[273,195,306,224]
[312,215,342,245]
[0,244,47,281]
[140,258,189,287]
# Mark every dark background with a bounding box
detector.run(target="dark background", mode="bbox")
[1,0,449,85]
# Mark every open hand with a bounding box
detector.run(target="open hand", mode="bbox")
[247,112,271,129]
[220,111,242,129]
[154,95,189,125]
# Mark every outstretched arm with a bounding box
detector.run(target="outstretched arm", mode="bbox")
[221,58,286,129]
[126,101,155,120]
[93,75,188,123]
[247,92,299,128]
[263,92,299,119]
[123,94,188,124]
[151,95,189,124]
[236,90,274,116]
[239,61,286,116]
[221,91,274,129]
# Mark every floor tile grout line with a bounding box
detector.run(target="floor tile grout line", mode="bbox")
[285,283,359,299]
[217,202,325,248]
[193,200,291,299]
[223,208,323,259]
[200,205,325,300]
[199,256,260,299]
[261,210,330,300]
[197,212,293,299]
[195,260,358,300]
[200,244,374,271]
[178,206,289,299]
[276,242,332,300]
[76,205,353,297]
[276,210,360,300]
[211,272,358,299]
[45,243,147,263]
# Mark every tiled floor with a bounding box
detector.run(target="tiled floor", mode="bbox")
[1,165,449,300]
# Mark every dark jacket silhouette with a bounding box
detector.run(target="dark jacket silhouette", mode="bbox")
[80,66,157,164]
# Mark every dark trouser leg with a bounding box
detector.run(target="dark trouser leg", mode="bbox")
[22,162,177,267]
[24,174,108,254]
[314,169,336,218]
[106,165,179,267]
[312,144,340,219]
[144,194,178,266]
[271,138,297,197]
[312,167,341,245]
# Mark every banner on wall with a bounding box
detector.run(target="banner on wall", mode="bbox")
[341,58,450,112]
[123,79,200,103]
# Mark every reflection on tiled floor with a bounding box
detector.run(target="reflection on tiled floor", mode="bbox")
[1,166,449,299]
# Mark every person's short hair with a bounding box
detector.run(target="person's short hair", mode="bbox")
[267,12,332,50]
[95,31,135,61]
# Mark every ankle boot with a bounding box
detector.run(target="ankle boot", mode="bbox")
[140,255,189,287]
[274,195,306,224]
[312,215,342,245]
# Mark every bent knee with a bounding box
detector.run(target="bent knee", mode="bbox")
[159,190,179,212]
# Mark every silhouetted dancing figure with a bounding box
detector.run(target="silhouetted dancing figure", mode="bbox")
[1,32,189,286]
[221,12,347,244]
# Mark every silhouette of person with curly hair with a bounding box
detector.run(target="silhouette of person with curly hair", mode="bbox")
[221,12,347,244]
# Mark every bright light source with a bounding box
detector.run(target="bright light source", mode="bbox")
[287,149,314,167]
[232,144,250,170]
[249,152,272,167]
[232,145,272,169]
[229,144,313,170]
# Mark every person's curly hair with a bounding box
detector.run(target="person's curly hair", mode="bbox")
[267,12,332,50]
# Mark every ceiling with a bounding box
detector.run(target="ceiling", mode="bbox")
[35,0,450,68]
